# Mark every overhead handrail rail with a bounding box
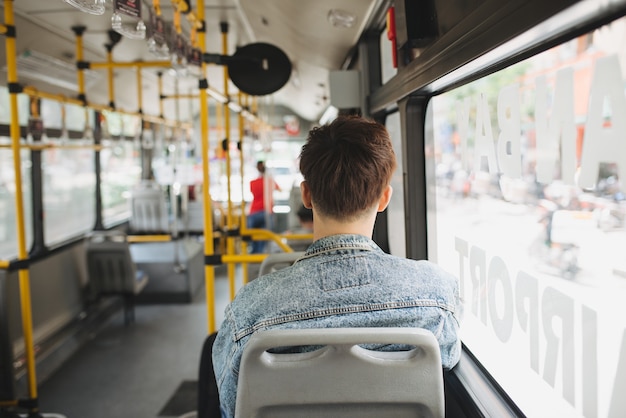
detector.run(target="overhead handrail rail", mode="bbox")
[83,60,171,69]
[170,0,204,30]
[18,84,189,129]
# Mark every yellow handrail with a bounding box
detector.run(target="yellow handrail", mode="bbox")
[4,0,40,412]
[0,143,105,150]
[221,22,237,301]
[245,229,295,253]
[196,0,218,334]
[126,235,172,243]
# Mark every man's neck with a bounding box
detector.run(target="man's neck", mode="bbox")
[312,211,376,241]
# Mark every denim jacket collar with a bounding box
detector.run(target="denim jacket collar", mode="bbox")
[299,234,381,259]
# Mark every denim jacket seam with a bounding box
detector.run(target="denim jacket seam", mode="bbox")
[233,300,454,341]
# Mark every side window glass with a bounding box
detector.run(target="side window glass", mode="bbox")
[426,19,626,418]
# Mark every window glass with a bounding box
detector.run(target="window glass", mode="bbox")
[0,87,30,126]
[102,111,141,137]
[40,99,62,129]
[100,137,142,226]
[43,146,95,245]
[65,103,88,132]
[386,112,406,257]
[0,148,33,260]
[426,18,626,418]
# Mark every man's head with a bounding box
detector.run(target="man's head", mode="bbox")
[256,160,266,174]
[299,115,396,222]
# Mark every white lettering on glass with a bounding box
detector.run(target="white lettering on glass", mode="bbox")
[458,53,625,192]
[454,237,626,418]
[535,69,576,184]
[474,92,499,173]
[579,55,626,192]
[497,84,522,179]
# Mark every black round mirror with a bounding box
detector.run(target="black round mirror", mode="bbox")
[228,43,292,96]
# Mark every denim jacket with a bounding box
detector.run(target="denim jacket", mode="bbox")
[212,234,462,418]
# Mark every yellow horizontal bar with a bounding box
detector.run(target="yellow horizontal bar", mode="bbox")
[221,254,268,264]
[89,60,171,69]
[127,235,172,243]
[0,260,9,269]
[0,143,104,151]
[162,94,199,100]
[0,399,18,407]
[22,86,188,129]
[245,229,293,253]
[280,233,313,241]
[23,87,85,106]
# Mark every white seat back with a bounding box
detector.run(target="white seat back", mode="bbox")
[234,327,445,418]
[130,181,169,233]
[258,252,305,277]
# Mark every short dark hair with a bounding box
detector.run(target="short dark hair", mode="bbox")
[299,115,396,221]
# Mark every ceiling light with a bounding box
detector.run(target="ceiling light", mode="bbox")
[327,9,357,29]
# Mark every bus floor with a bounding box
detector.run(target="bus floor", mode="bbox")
[34,264,250,418]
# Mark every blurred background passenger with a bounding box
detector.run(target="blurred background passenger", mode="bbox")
[247,161,280,253]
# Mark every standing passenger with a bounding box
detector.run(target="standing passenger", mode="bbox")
[247,160,280,253]
[206,115,462,418]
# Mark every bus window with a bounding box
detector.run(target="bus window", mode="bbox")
[0,88,33,259]
[43,145,95,246]
[426,17,626,418]
[39,99,96,246]
[386,112,406,257]
[0,149,33,259]
[100,112,142,227]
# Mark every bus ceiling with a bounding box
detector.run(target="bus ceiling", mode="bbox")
[0,0,385,125]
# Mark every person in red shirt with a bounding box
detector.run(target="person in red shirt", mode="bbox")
[248,161,280,253]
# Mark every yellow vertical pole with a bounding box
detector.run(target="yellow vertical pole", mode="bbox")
[157,72,164,119]
[72,25,86,105]
[221,22,236,300]
[106,45,115,108]
[4,0,39,412]
[238,92,249,283]
[196,0,217,334]
[136,65,143,114]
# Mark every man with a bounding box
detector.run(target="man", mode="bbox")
[210,115,462,417]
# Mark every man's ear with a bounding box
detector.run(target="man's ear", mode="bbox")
[300,181,313,209]
[377,185,393,212]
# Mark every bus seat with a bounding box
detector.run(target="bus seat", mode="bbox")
[85,230,149,325]
[258,251,305,277]
[234,327,445,418]
[130,181,169,233]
